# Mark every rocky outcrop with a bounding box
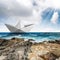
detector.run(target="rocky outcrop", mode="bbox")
[0,38,60,60]
[39,52,58,60]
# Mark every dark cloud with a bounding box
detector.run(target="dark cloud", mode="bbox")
[0,0,32,18]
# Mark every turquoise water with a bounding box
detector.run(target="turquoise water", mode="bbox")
[0,32,60,42]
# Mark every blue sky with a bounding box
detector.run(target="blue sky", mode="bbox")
[0,0,60,32]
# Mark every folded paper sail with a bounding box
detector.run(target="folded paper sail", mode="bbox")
[5,21,34,32]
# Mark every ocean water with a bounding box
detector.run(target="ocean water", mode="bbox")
[0,32,60,42]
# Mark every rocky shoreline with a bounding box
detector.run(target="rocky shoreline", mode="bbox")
[0,38,60,60]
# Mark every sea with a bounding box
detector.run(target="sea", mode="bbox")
[0,32,60,42]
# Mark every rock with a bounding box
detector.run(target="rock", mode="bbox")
[0,38,60,60]
[40,53,58,60]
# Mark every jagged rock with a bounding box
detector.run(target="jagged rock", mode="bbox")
[56,57,60,60]
[0,38,60,60]
[39,53,58,60]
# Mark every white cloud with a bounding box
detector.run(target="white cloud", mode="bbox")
[51,12,59,24]
[0,0,60,32]
[33,0,60,11]
[0,23,10,32]
[42,0,60,9]
[48,0,60,9]
[16,0,32,7]
[0,0,42,32]
[31,0,60,32]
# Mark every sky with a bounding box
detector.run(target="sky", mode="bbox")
[0,0,60,32]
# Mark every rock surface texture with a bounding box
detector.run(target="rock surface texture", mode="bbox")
[0,38,60,60]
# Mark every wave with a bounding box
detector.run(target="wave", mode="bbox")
[0,32,60,41]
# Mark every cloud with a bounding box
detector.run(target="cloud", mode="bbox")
[0,0,60,32]
[0,0,33,18]
[41,8,54,20]
[31,0,60,32]
[0,23,10,32]
[30,25,54,32]
[32,0,60,12]
[40,27,54,32]
[42,0,60,9]
[0,0,42,32]
[51,12,59,24]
